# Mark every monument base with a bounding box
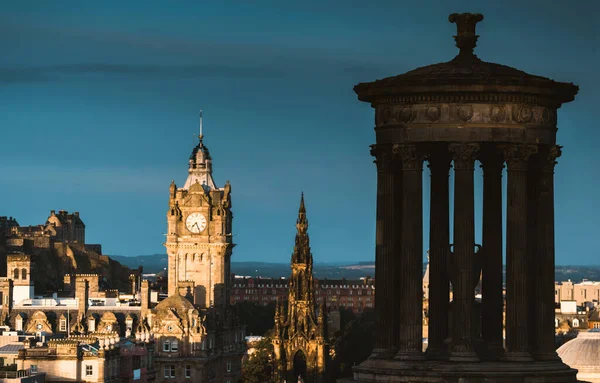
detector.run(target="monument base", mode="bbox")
[340,359,579,383]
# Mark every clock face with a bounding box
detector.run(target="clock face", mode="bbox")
[36,323,42,330]
[186,212,207,233]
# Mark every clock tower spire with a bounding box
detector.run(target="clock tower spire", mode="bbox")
[164,116,234,308]
[183,111,217,191]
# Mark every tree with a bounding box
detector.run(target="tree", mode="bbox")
[240,333,276,383]
[235,301,276,336]
[329,308,375,379]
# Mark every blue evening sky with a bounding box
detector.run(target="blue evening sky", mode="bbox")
[1,1,598,265]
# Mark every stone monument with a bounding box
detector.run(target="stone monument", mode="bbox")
[350,12,579,383]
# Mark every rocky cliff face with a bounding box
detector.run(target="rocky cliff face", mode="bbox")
[0,239,133,295]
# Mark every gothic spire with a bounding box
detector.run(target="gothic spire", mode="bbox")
[292,192,311,265]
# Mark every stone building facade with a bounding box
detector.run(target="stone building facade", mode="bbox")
[232,276,375,313]
[0,123,245,382]
[555,280,600,305]
[273,195,328,383]
[153,128,244,382]
[164,132,233,309]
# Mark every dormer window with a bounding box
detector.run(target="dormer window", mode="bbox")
[88,318,95,332]
[163,340,171,352]
[171,339,178,352]
[15,317,23,332]
[59,318,67,332]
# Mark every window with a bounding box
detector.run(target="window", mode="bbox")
[15,318,22,332]
[573,319,580,327]
[88,318,95,332]
[13,269,19,280]
[59,319,67,332]
[85,365,93,376]
[226,361,232,372]
[163,340,171,352]
[21,269,27,279]
[185,365,191,378]
[30,365,37,374]
[164,365,175,378]
[171,340,178,352]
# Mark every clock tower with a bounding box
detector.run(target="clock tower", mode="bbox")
[164,125,233,308]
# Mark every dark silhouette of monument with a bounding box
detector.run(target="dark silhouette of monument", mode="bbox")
[348,12,579,383]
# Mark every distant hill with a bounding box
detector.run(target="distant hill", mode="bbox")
[109,255,376,279]
[109,255,600,282]
[110,254,168,274]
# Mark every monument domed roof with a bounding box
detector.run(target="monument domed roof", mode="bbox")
[558,330,600,381]
[155,294,195,315]
[354,13,578,104]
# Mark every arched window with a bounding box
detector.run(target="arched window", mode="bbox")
[13,269,19,280]
[21,269,27,280]
[163,340,170,352]
[573,318,580,327]
[555,318,559,328]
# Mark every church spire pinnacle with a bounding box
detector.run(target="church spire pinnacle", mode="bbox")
[292,193,311,265]
[199,109,204,142]
[297,192,307,228]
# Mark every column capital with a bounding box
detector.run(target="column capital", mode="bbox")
[449,143,479,170]
[502,144,538,171]
[371,144,401,173]
[539,145,562,173]
[394,144,425,171]
[478,144,505,171]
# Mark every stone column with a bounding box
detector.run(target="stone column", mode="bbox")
[479,146,505,358]
[448,143,480,362]
[395,144,424,361]
[533,145,562,360]
[503,144,537,362]
[369,144,401,359]
[426,145,451,358]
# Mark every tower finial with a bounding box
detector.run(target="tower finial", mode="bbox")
[448,13,484,58]
[199,109,203,142]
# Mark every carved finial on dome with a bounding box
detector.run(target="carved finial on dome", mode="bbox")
[198,109,204,143]
[448,13,484,58]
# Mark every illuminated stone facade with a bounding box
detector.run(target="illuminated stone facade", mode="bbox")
[0,123,245,382]
[273,195,328,383]
[164,133,233,309]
